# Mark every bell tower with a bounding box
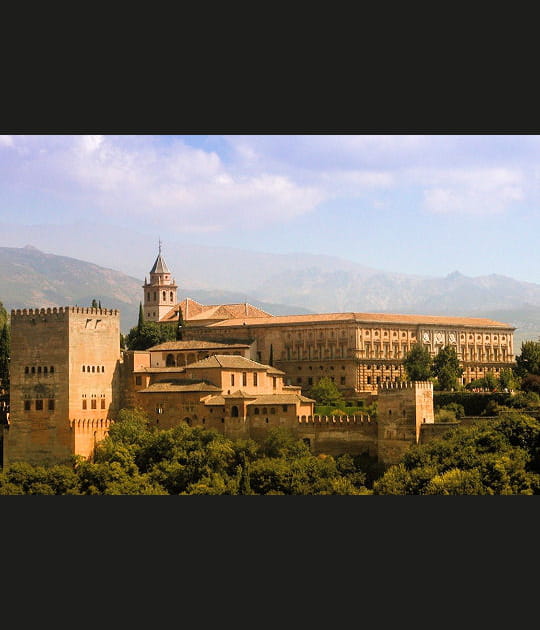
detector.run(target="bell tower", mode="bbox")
[142,240,178,322]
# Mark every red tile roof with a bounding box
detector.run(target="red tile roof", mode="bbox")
[203,311,514,329]
[160,298,272,323]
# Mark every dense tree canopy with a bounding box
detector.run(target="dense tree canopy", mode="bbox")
[403,344,432,381]
[307,376,345,408]
[432,345,463,391]
[124,321,177,350]
[515,340,540,378]
[373,411,540,495]
[0,409,373,495]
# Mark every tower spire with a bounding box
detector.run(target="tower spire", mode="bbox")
[158,237,162,255]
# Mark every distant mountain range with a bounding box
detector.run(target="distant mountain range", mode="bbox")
[1,244,539,349]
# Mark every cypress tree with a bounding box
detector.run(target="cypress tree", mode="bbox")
[176,306,184,341]
[137,302,144,332]
[0,323,10,389]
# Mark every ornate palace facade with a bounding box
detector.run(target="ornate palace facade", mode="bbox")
[146,249,516,398]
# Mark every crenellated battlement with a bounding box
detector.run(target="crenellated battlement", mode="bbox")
[11,306,119,317]
[298,414,373,425]
[69,418,114,430]
[378,380,433,392]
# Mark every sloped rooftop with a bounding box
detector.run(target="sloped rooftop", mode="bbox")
[203,311,515,329]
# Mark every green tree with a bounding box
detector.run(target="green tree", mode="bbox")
[515,340,540,377]
[373,412,540,495]
[499,368,518,391]
[403,343,432,381]
[137,302,144,330]
[0,322,9,389]
[0,301,7,329]
[91,299,98,308]
[176,306,184,341]
[308,376,345,408]
[432,345,463,391]
[125,321,177,350]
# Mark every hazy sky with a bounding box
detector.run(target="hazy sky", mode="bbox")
[1,133,539,284]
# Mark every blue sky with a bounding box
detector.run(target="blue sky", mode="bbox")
[1,133,539,284]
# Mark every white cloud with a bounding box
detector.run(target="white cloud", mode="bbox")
[0,135,13,147]
[421,168,524,215]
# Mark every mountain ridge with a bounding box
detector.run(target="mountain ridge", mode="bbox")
[0,244,539,348]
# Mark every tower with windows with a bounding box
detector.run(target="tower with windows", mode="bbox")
[142,241,178,322]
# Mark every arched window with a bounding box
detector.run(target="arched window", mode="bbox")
[31,366,35,374]
[50,366,54,373]
[254,407,260,415]
[163,291,166,300]
[82,366,85,372]
[231,406,239,417]
[170,291,174,301]
[166,354,175,367]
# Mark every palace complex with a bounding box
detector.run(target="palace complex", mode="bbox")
[145,246,516,399]
[2,246,517,469]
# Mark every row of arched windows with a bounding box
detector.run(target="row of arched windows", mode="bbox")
[24,366,55,375]
[82,365,105,373]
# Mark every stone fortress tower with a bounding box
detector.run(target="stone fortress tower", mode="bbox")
[4,306,121,466]
[377,381,435,465]
[142,240,178,323]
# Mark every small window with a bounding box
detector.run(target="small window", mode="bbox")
[82,365,86,372]
[135,375,142,386]
[92,366,95,373]
[253,373,258,386]
[35,399,43,411]
[50,366,54,373]
[25,366,29,374]
[24,400,31,411]
[37,366,42,374]
[91,399,97,409]
[231,374,235,386]
[101,399,106,409]
[242,372,247,386]
[82,399,87,410]
[282,405,288,412]
[31,366,35,374]
[48,399,55,411]
[102,366,105,372]
[44,366,48,374]
[254,407,260,415]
